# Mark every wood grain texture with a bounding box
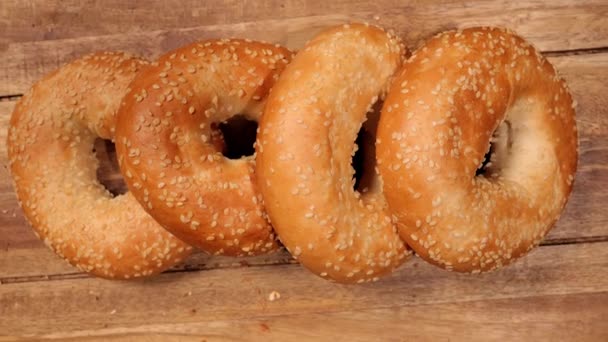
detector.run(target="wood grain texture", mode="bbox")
[1,0,608,95]
[1,241,606,338]
[549,53,608,241]
[1,52,607,281]
[0,0,455,44]
[2,292,607,341]
[1,1,607,339]
[2,0,606,46]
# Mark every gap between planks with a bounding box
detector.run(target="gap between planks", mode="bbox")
[2,236,608,286]
[0,250,298,285]
[544,46,608,57]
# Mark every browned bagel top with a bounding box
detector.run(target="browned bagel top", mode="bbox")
[377,27,578,273]
[257,23,409,283]
[115,39,292,256]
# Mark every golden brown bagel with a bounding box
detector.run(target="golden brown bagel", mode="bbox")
[256,23,409,283]
[377,27,578,273]
[115,39,292,256]
[7,52,192,279]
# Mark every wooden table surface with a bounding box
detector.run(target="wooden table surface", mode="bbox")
[1,1,607,340]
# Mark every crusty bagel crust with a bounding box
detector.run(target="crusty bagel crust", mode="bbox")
[7,52,192,279]
[115,40,292,256]
[377,27,578,273]
[257,24,410,283]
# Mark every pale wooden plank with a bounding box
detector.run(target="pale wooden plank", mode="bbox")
[548,53,608,241]
[2,0,608,95]
[1,53,607,279]
[2,0,606,47]
[0,241,607,336]
[0,0,452,45]
[5,292,605,341]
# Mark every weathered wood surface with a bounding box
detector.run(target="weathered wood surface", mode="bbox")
[1,0,607,340]
[3,0,606,46]
[1,242,607,339]
[2,0,608,95]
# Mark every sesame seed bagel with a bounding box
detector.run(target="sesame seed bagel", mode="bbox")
[7,52,193,279]
[115,40,292,256]
[256,23,410,283]
[377,27,578,273]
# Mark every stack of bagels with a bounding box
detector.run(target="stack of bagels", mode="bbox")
[7,23,578,283]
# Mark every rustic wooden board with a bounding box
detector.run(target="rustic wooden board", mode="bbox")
[3,0,607,47]
[19,293,607,341]
[2,0,608,95]
[548,53,608,241]
[1,241,607,338]
[1,0,607,340]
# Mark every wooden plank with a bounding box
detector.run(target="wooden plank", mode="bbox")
[2,0,608,95]
[1,241,607,337]
[0,0,451,45]
[6,292,605,341]
[1,52,607,280]
[2,0,606,47]
[0,101,39,254]
[548,53,608,241]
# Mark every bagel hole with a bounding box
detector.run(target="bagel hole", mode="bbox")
[475,149,493,176]
[352,131,366,190]
[475,120,512,177]
[215,115,258,159]
[352,102,383,192]
[93,138,128,196]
